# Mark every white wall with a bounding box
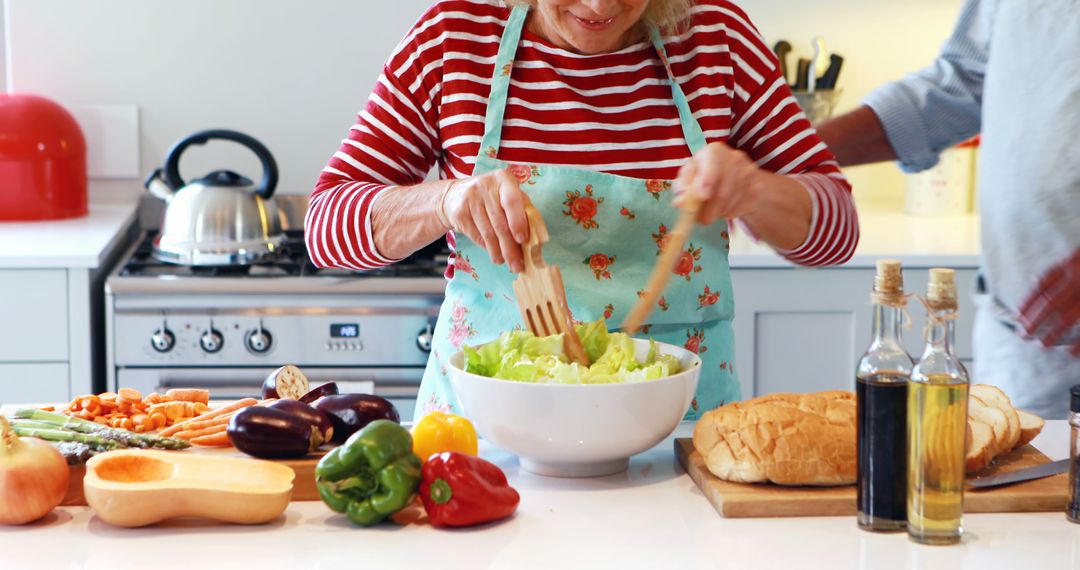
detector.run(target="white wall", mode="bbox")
[6,0,964,207]
[1,0,7,93]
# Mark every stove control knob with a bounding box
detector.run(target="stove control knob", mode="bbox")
[151,328,175,353]
[245,329,273,354]
[416,325,434,353]
[200,329,224,353]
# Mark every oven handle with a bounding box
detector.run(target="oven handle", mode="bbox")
[154,369,420,400]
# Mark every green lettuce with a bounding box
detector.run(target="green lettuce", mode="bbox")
[462,320,682,384]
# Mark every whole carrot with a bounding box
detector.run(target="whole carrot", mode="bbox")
[174,424,227,440]
[190,431,232,447]
[159,398,257,437]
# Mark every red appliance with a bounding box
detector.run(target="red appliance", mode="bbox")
[0,94,88,220]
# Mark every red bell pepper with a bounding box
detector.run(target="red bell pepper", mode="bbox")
[419,452,520,527]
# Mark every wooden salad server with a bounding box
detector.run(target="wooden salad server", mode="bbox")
[512,204,589,365]
[622,195,702,336]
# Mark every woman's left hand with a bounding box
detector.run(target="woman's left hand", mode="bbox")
[674,141,764,224]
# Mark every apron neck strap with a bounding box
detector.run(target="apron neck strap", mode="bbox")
[478,5,529,157]
[647,23,708,154]
[479,5,707,157]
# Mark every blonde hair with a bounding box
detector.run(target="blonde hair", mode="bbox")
[504,0,694,35]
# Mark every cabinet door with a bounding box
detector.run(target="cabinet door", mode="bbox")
[732,269,868,397]
[731,267,978,399]
[0,363,69,403]
[0,270,69,362]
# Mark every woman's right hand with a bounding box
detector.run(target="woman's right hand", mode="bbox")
[440,168,531,273]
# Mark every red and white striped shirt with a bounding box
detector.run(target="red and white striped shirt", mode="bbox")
[306,0,858,273]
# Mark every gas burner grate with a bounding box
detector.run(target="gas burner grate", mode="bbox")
[118,231,450,279]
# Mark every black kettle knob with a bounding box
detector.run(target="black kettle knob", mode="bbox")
[161,129,278,199]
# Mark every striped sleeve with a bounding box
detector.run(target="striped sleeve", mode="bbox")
[720,5,859,266]
[305,23,443,269]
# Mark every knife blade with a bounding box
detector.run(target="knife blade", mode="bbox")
[966,459,1069,489]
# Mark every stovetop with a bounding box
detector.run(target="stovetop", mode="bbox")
[118,231,450,279]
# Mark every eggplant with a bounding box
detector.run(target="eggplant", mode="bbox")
[313,394,400,444]
[262,364,310,400]
[227,406,318,459]
[299,382,339,404]
[266,399,334,446]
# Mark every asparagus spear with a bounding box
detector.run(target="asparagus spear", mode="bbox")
[14,409,191,450]
[52,441,98,465]
[9,425,122,450]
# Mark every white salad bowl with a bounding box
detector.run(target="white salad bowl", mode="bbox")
[448,338,701,478]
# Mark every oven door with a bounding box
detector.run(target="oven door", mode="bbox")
[115,367,422,421]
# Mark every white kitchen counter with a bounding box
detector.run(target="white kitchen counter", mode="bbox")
[730,209,981,268]
[1,421,1071,570]
[0,202,137,268]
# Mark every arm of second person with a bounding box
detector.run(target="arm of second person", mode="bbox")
[817,0,992,169]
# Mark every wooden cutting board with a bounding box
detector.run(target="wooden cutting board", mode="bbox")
[61,448,324,506]
[675,438,1068,518]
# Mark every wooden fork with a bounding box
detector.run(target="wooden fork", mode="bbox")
[622,195,702,336]
[512,205,590,366]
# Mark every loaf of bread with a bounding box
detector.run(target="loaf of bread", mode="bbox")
[693,391,856,486]
[693,384,1045,486]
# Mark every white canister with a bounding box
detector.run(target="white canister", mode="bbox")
[904,137,979,216]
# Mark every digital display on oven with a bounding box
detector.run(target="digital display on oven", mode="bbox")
[330,324,360,338]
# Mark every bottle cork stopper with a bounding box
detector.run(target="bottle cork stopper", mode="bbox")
[874,259,903,294]
[927,268,957,308]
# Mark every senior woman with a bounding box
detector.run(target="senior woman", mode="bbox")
[306,0,859,421]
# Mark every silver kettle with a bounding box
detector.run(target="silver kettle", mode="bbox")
[144,129,283,266]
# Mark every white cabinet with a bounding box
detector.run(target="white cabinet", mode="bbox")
[0,203,137,403]
[731,267,977,398]
[0,364,69,404]
[0,270,68,361]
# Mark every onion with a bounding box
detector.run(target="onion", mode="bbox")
[298,382,339,404]
[0,416,69,525]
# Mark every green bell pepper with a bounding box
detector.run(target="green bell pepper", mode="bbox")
[315,419,422,526]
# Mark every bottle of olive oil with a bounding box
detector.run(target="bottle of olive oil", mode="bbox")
[908,268,970,545]
[856,260,914,532]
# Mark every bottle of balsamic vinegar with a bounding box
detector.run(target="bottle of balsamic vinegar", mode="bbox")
[908,268,970,545]
[856,259,914,532]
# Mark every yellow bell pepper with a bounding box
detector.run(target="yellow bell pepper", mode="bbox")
[412,412,478,462]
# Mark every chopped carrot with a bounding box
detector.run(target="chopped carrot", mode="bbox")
[150,412,167,430]
[166,389,210,405]
[117,387,142,401]
[38,405,55,412]
[93,416,110,425]
[190,431,231,447]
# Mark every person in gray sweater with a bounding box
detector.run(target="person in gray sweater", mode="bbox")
[816,0,1080,418]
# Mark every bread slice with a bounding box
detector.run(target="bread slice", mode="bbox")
[967,396,1008,457]
[1015,409,1045,449]
[693,391,856,486]
[971,384,1021,451]
[965,419,995,473]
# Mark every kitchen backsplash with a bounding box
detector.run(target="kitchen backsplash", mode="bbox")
[5,0,963,208]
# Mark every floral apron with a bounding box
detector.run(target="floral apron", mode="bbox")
[415,5,739,422]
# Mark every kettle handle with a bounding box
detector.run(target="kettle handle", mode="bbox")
[161,129,279,199]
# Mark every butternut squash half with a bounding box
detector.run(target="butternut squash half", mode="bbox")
[84,449,294,527]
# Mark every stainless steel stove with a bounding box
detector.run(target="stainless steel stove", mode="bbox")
[105,223,449,420]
